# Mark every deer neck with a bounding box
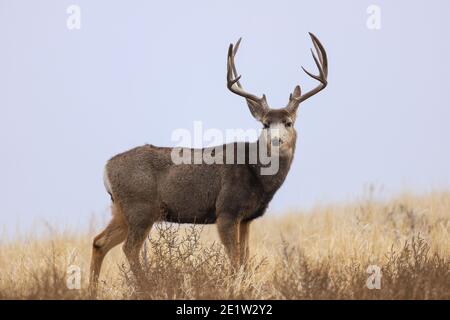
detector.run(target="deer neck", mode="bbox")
[250,136,297,196]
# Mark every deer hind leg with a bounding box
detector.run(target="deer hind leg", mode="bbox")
[216,213,240,270]
[239,220,251,268]
[121,205,154,280]
[123,224,152,280]
[89,209,127,293]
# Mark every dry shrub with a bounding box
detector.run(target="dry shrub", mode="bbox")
[0,241,88,299]
[381,236,449,299]
[272,234,449,300]
[119,223,266,299]
[0,191,448,300]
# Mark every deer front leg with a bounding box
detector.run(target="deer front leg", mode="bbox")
[239,220,250,268]
[216,213,240,270]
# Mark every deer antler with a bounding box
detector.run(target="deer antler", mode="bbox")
[286,33,328,112]
[227,39,269,112]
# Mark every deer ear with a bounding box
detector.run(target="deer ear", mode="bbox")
[246,95,268,122]
[292,85,301,100]
[246,100,265,121]
[286,85,302,115]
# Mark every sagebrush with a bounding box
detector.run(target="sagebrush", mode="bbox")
[0,192,448,299]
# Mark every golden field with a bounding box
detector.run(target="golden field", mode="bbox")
[0,191,449,299]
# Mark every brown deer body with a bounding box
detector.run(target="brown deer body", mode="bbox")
[90,33,328,291]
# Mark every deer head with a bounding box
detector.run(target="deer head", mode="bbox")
[227,33,328,156]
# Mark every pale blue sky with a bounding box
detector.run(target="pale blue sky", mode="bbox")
[1,1,449,234]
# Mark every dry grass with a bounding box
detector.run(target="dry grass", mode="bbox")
[0,191,449,299]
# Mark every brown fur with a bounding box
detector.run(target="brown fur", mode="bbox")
[89,113,297,291]
[89,34,328,293]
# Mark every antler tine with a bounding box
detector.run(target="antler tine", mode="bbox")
[231,38,242,88]
[310,32,328,77]
[301,48,323,82]
[292,33,328,104]
[226,38,267,106]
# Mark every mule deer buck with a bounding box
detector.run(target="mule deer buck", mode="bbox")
[90,33,328,291]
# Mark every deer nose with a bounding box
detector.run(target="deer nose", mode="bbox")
[271,137,282,146]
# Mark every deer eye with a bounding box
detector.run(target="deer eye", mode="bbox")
[285,121,293,127]
[263,123,270,129]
